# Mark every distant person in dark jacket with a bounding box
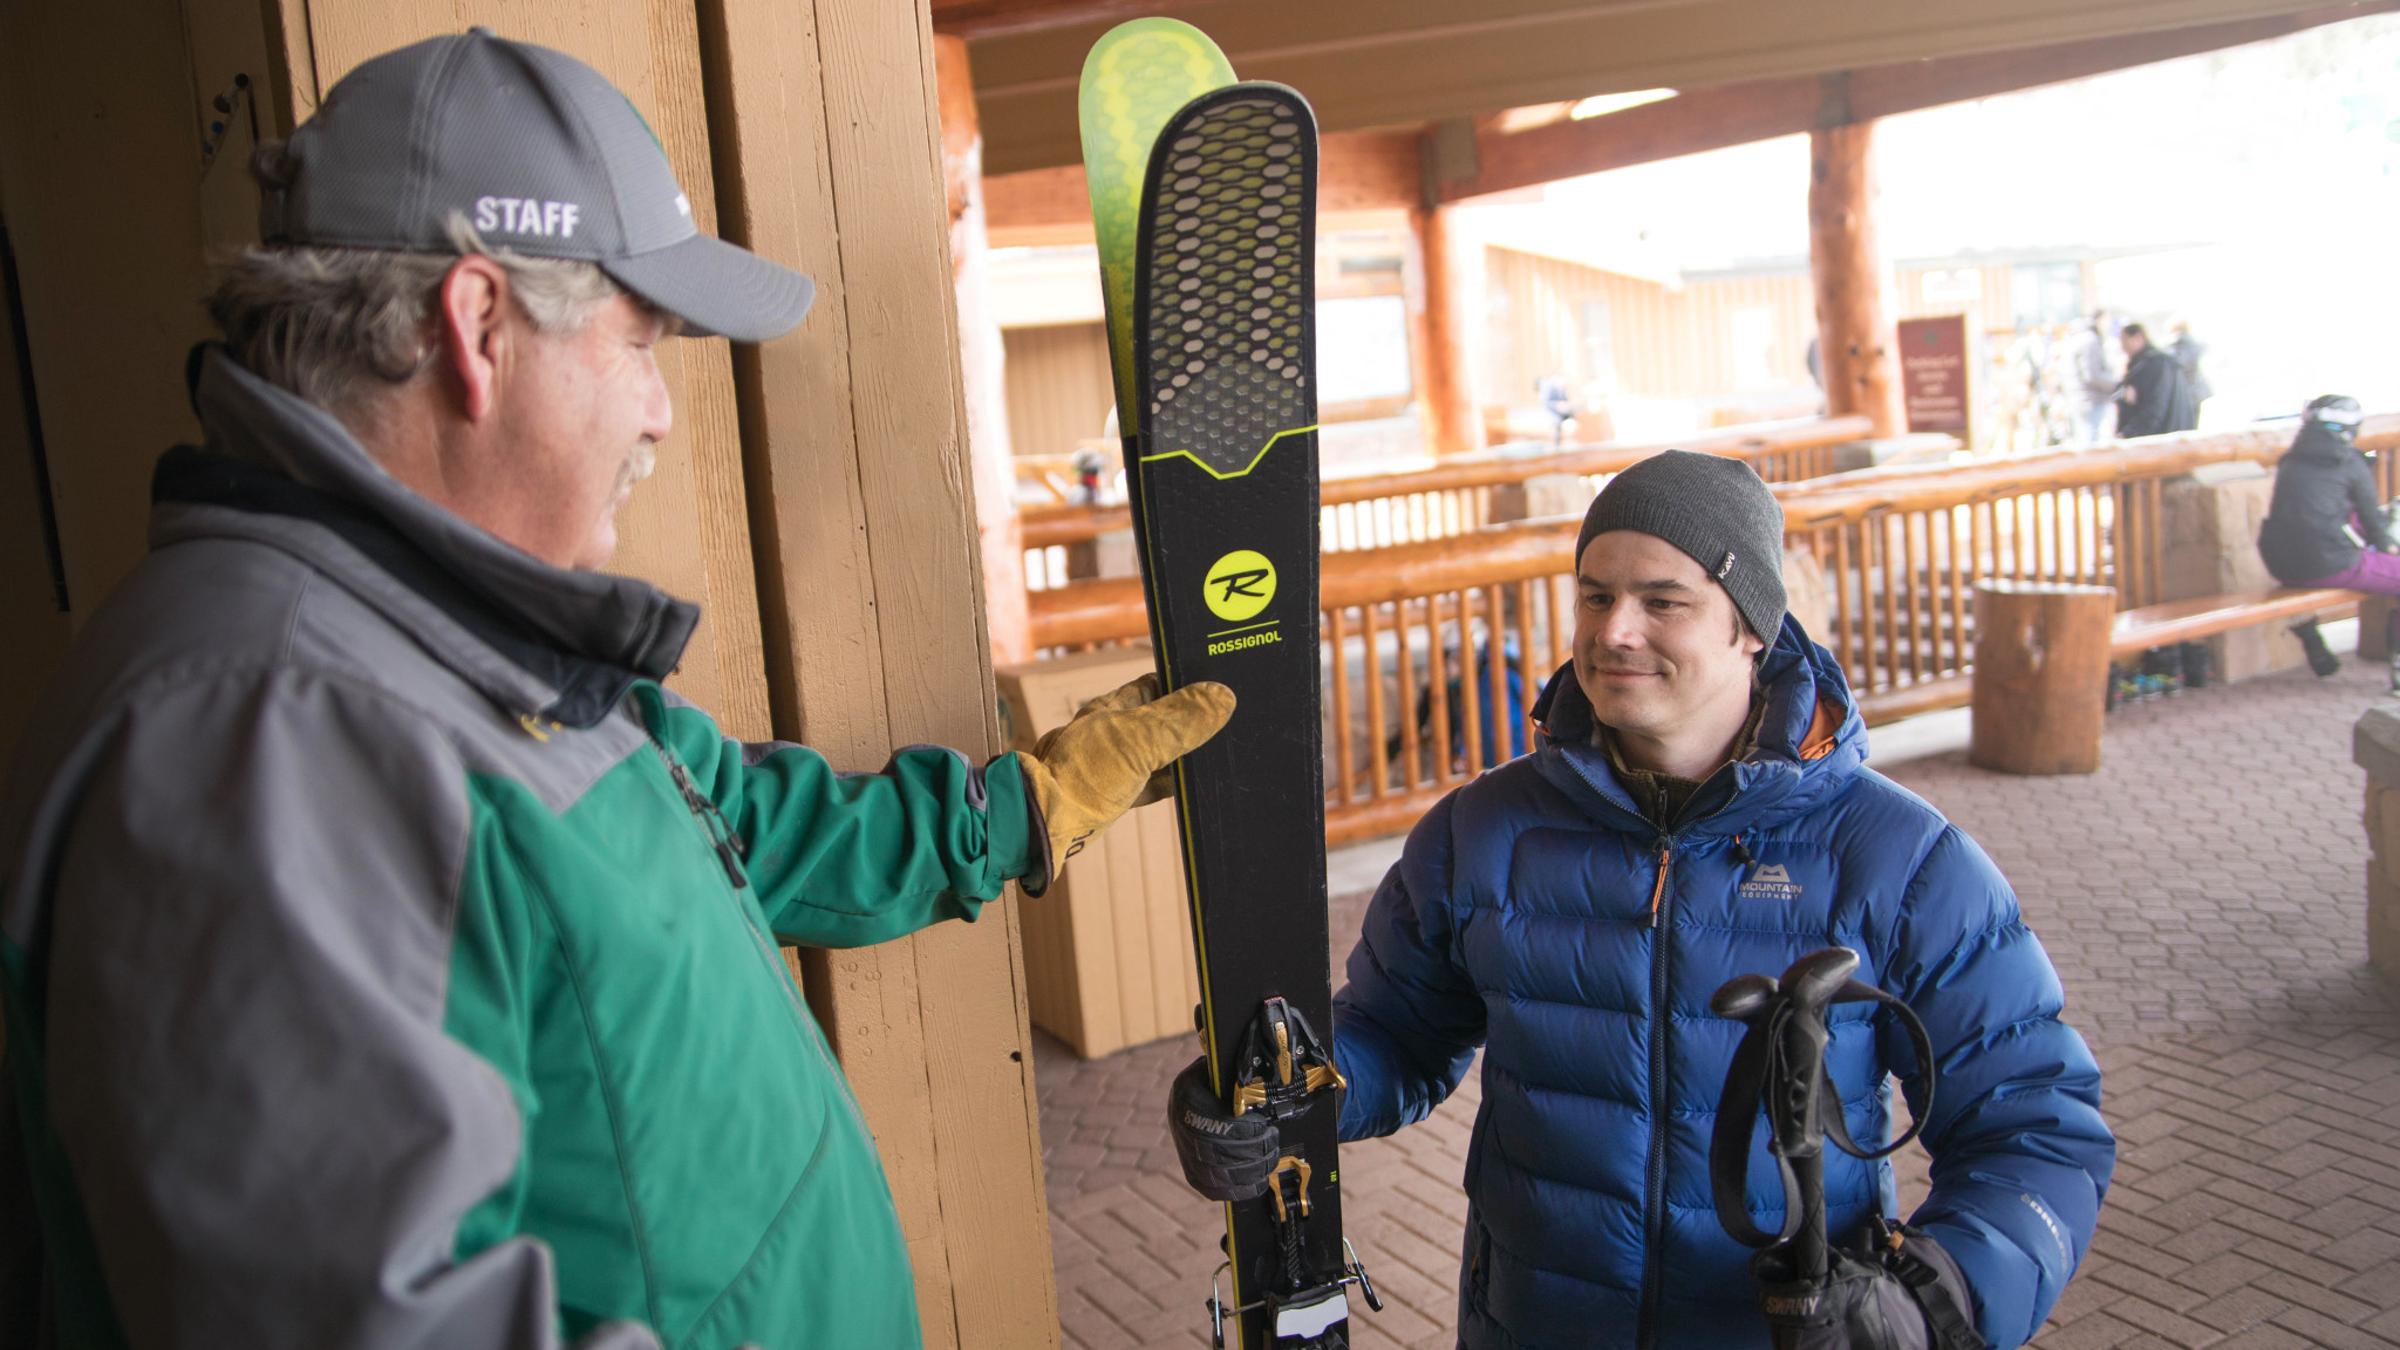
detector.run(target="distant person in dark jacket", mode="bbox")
[2259,396,2395,590]
[2113,322,2198,437]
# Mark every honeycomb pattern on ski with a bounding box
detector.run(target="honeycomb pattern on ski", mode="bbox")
[1140,89,1315,480]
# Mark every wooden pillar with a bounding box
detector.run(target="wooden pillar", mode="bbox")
[1807,116,1904,439]
[3,5,1056,1342]
[1970,580,2115,775]
[698,3,1057,1346]
[936,33,1031,667]
[1408,202,1481,457]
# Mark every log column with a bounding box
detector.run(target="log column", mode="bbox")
[936,34,1031,666]
[1807,113,1904,438]
[1409,200,1482,457]
[1970,580,2115,775]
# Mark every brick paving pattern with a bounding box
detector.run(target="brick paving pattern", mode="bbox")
[1037,658,2400,1348]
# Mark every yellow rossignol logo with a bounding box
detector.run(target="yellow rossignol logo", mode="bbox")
[1204,549,1281,655]
[1205,550,1275,621]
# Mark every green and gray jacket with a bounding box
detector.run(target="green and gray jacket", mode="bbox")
[0,348,1041,1349]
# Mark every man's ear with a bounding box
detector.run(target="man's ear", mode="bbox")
[435,255,512,423]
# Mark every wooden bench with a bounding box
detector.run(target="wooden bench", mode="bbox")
[1974,583,2363,775]
[2108,587,2362,660]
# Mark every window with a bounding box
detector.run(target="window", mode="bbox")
[1316,295,1412,405]
[2009,262,2083,328]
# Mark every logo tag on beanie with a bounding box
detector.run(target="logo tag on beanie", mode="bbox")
[1716,550,1736,580]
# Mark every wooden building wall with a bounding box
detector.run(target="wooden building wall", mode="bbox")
[1003,322,1116,461]
[1486,247,1823,405]
[0,1,1057,1344]
[1488,245,2061,418]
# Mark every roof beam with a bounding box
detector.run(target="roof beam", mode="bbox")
[930,0,1162,40]
[1438,2,2400,201]
[985,126,1422,239]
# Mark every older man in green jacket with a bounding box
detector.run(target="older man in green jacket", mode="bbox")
[0,29,1226,1350]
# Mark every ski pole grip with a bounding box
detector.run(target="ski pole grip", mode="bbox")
[1709,974,1778,1023]
[1775,947,1861,1017]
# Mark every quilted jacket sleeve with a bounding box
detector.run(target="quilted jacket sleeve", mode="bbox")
[1879,825,2117,1350]
[1331,796,1485,1142]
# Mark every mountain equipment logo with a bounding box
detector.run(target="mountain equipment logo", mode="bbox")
[1738,861,1802,902]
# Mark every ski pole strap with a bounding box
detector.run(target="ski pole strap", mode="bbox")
[1709,979,1939,1250]
[1816,981,1936,1164]
[1711,1000,1804,1249]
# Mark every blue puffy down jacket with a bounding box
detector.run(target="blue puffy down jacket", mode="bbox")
[1331,618,2113,1349]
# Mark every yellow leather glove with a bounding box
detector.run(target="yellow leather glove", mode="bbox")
[1018,675,1234,889]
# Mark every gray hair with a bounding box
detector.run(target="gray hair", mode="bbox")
[208,142,623,415]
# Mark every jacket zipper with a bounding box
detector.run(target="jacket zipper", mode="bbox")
[640,724,851,1075]
[1556,747,1698,1348]
[646,730,750,890]
[1637,834,1674,1350]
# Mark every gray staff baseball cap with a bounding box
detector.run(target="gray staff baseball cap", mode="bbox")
[260,27,813,342]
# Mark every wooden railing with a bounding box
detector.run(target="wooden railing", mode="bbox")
[1027,416,2400,842]
[1019,416,1873,578]
[1787,419,2400,719]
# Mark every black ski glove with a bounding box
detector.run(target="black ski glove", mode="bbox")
[1752,1220,1983,1350]
[1166,1056,1279,1202]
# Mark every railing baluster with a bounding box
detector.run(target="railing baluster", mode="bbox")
[1857,519,1879,696]
[1458,587,1485,775]
[1329,605,1355,808]
[1427,594,1452,789]
[1515,579,1540,749]
[1487,584,1513,763]
[2145,478,2165,607]
[1904,509,1924,683]
[1831,523,1854,677]
[1363,600,1388,803]
[1879,514,1900,695]
[1947,505,1967,677]
[1397,597,1421,796]
[2112,480,2131,600]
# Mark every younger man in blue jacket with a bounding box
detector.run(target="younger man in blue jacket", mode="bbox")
[1172,452,2113,1349]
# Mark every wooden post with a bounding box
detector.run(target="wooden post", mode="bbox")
[697,2,1057,1345]
[936,33,1031,666]
[1807,114,1904,439]
[1970,580,2114,775]
[1408,202,1481,457]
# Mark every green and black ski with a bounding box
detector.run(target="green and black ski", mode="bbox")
[1080,19,1377,1350]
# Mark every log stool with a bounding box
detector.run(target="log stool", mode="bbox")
[1970,580,2116,775]
[2363,592,2398,663]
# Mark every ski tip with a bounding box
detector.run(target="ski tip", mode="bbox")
[1153,80,1320,152]
[1078,18,1232,96]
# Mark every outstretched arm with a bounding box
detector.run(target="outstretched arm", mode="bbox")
[1331,798,1485,1141]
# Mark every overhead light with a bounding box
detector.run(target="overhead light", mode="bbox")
[1570,88,1679,120]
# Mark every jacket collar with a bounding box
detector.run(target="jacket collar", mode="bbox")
[151,347,699,728]
[1528,616,1866,839]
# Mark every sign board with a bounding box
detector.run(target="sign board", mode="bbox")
[1899,314,1971,437]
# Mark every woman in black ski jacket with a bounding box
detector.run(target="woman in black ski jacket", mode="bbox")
[2258,395,2397,591]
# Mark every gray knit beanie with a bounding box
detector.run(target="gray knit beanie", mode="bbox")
[1574,450,1786,643]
